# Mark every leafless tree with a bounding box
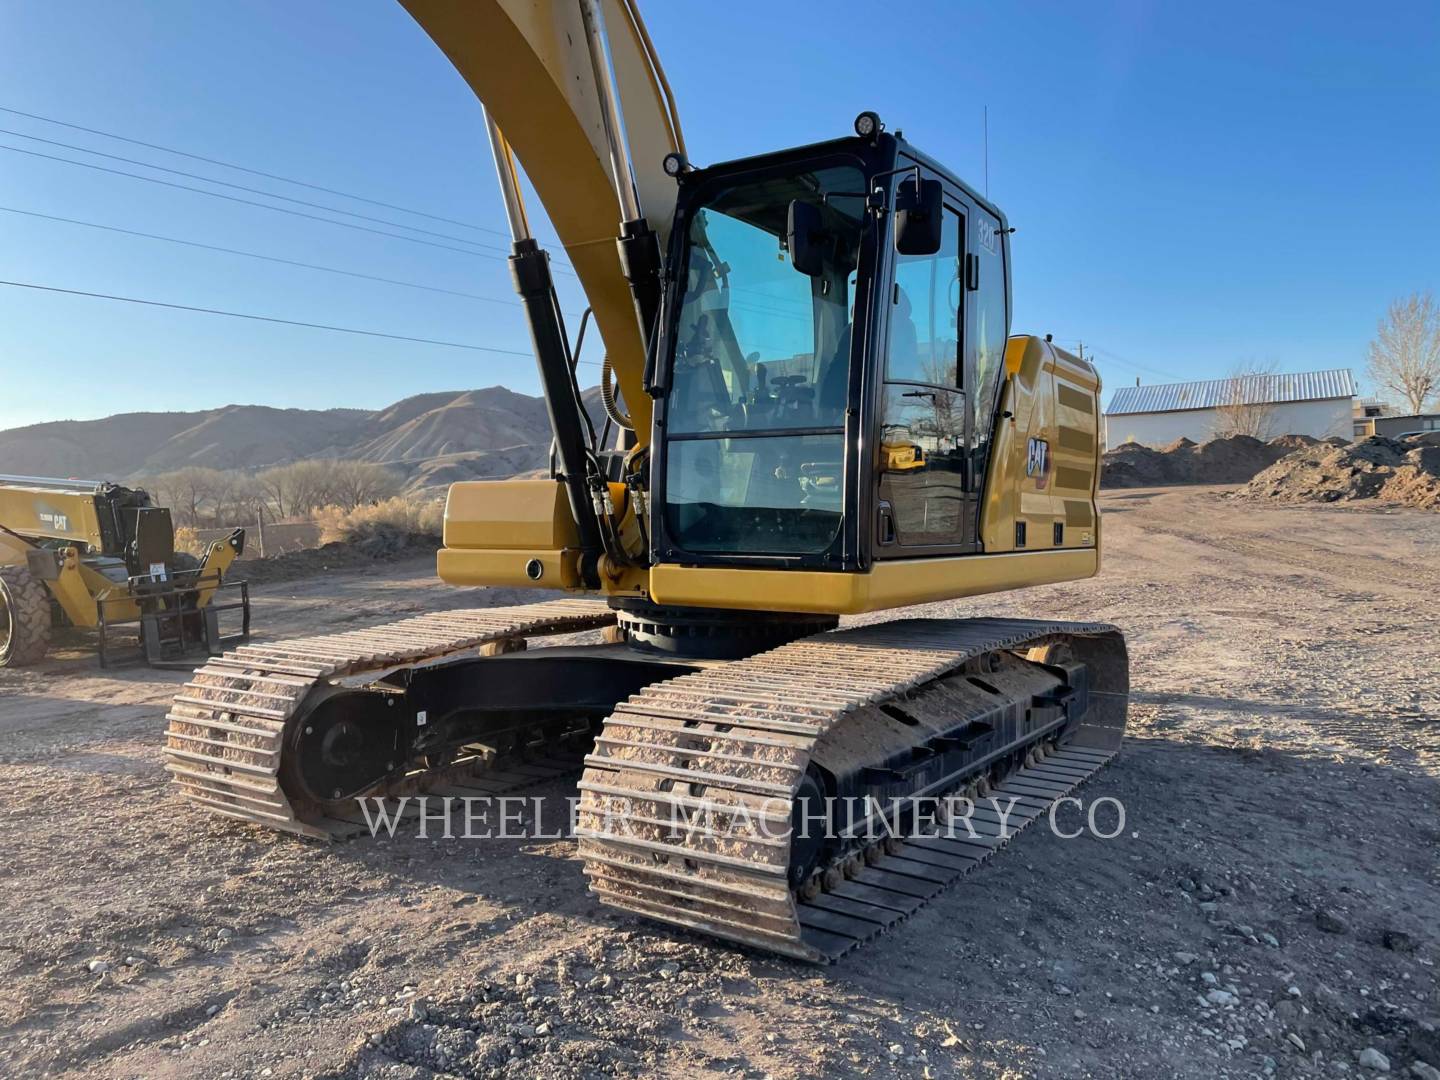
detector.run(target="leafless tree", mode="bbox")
[145,467,231,526]
[1212,361,1280,439]
[916,353,963,449]
[255,465,292,518]
[325,461,401,512]
[217,474,268,524]
[258,462,318,519]
[256,460,344,519]
[1367,291,1440,414]
[143,460,399,526]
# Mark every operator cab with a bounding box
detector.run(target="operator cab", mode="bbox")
[651,117,1013,572]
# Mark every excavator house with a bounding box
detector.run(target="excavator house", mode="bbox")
[165,0,1128,961]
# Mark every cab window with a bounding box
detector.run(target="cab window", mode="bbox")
[887,210,961,387]
[971,209,1008,451]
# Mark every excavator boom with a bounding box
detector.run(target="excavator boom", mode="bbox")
[399,0,684,443]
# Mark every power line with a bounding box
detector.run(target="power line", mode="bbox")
[0,103,573,251]
[1090,346,1188,383]
[0,124,512,254]
[0,276,600,365]
[0,204,584,314]
[1048,335,1188,382]
[0,141,509,262]
[0,142,577,276]
[0,103,514,239]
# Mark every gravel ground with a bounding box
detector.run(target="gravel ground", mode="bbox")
[0,486,1436,1080]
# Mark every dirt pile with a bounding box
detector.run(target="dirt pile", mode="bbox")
[1235,435,1440,510]
[233,528,439,585]
[1101,433,1328,488]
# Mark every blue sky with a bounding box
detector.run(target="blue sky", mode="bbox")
[1,0,1436,429]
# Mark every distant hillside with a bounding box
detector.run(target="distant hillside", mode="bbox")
[0,386,609,490]
[351,388,552,464]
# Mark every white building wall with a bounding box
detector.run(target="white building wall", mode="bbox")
[1106,398,1353,448]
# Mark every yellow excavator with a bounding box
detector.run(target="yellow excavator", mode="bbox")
[164,0,1127,961]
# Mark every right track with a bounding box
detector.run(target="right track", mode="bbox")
[577,617,1128,962]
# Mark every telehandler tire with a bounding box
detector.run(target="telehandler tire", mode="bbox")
[0,564,53,667]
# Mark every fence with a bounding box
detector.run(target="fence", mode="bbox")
[194,521,320,559]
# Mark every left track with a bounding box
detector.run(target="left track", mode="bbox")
[162,599,616,839]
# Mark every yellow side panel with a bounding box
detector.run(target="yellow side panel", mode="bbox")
[440,478,585,590]
[649,549,1097,616]
[438,548,581,590]
[440,478,652,595]
[983,336,1102,554]
[982,337,1034,552]
[443,479,581,552]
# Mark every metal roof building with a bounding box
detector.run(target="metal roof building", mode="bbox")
[1106,369,1356,415]
[1104,369,1356,448]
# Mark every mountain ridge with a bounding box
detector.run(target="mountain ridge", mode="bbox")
[0,386,605,489]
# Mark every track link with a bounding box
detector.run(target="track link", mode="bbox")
[163,600,615,839]
[576,617,1127,962]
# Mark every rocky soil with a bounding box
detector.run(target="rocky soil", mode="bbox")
[233,528,441,586]
[1234,435,1440,511]
[0,488,1436,1079]
[1100,434,1343,489]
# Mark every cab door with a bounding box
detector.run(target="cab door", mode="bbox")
[874,202,976,552]
[965,203,1010,504]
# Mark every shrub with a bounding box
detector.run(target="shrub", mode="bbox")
[172,525,207,557]
[313,495,445,545]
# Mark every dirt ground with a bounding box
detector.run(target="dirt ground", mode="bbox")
[1,487,1436,1080]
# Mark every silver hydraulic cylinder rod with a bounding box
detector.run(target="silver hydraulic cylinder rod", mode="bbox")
[577,0,645,224]
[483,107,533,244]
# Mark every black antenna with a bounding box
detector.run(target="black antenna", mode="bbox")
[983,105,989,197]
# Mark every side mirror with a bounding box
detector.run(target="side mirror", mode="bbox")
[894,177,943,256]
[787,200,824,276]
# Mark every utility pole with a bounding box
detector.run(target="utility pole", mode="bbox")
[1076,341,1085,363]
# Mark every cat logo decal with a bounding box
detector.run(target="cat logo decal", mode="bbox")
[1026,437,1050,487]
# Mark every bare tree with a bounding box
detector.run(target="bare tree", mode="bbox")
[218,474,268,524]
[1367,291,1440,414]
[916,352,963,450]
[205,469,239,524]
[258,462,312,519]
[256,460,341,519]
[325,461,401,512]
[255,465,292,518]
[1212,361,1280,439]
[141,461,398,527]
[145,467,231,526]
